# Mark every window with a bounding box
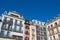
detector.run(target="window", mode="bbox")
[53,36,55,39]
[49,30,53,36]
[4,31,7,36]
[41,37,43,40]
[40,28,42,30]
[19,27,23,33]
[3,17,7,23]
[0,30,4,36]
[7,17,10,21]
[50,25,53,28]
[36,26,40,29]
[16,26,20,31]
[25,37,29,40]
[44,32,46,35]
[25,26,29,29]
[37,36,40,40]
[2,23,10,30]
[21,27,24,32]
[14,25,23,33]
[50,37,52,40]
[4,17,7,20]
[5,24,8,29]
[48,26,50,30]
[9,18,13,24]
[14,26,16,32]
[2,23,6,29]
[55,22,57,26]
[25,31,29,35]
[55,22,57,25]
[7,31,10,37]
[51,25,53,27]
[8,24,12,30]
[43,27,46,31]
[15,20,20,24]
[58,34,60,40]
[32,29,35,33]
[15,19,17,23]
[0,19,2,22]
[17,20,20,24]
[20,21,23,27]
[10,18,13,21]
[15,20,23,26]
[32,37,34,40]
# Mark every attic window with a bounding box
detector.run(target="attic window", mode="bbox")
[11,14,19,18]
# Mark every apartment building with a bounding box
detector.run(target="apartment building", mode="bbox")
[0,11,47,40]
[24,19,30,40]
[30,22,36,40]
[32,19,47,40]
[46,14,60,40]
[0,11,25,40]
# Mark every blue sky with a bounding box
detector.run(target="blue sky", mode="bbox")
[0,0,60,22]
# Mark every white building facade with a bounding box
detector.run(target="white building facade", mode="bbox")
[0,11,25,40]
[46,14,60,40]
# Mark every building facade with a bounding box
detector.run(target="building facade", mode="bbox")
[31,19,47,40]
[0,11,25,40]
[24,19,31,40]
[0,11,47,40]
[46,14,60,40]
[30,22,36,40]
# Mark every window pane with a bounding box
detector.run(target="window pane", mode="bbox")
[20,21,23,27]
[4,31,7,36]
[7,17,10,20]
[17,20,20,24]
[16,26,20,31]
[6,24,8,29]
[21,27,23,32]
[0,30,4,36]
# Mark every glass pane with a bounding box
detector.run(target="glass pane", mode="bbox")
[16,26,20,31]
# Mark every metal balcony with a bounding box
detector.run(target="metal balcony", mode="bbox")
[3,20,13,24]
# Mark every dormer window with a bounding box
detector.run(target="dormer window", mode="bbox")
[11,14,19,18]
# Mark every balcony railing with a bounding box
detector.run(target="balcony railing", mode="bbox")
[3,27,8,30]
[13,30,23,33]
[24,22,30,25]
[25,35,29,37]
[25,27,29,30]
[1,26,12,31]
[48,24,60,31]
[3,20,13,24]
[15,23,23,27]
[25,29,30,31]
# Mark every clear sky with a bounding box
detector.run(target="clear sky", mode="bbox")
[0,0,60,22]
